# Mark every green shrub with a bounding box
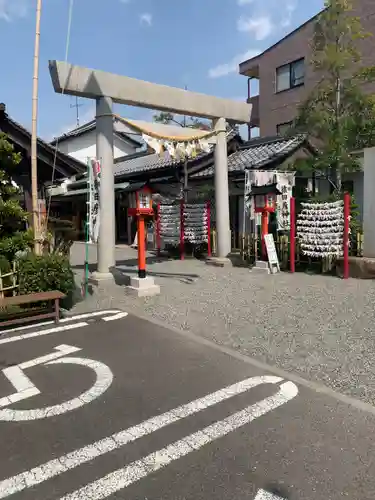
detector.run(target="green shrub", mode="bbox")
[0,255,10,274]
[0,229,34,262]
[18,253,76,308]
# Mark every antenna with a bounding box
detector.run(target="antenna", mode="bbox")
[70,95,83,127]
[183,85,187,127]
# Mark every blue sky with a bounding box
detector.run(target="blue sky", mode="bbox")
[0,0,324,140]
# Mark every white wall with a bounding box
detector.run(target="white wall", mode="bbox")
[57,129,139,163]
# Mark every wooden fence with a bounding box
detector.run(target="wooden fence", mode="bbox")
[0,261,18,299]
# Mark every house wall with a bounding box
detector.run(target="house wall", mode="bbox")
[250,0,375,136]
[57,129,138,163]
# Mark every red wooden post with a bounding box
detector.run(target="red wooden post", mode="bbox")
[137,216,146,278]
[180,200,185,260]
[156,203,161,256]
[290,196,296,273]
[206,201,211,257]
[343,192,350,279]
[261,211,268,259]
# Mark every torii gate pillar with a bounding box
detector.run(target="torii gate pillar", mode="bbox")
[92,96,116,280]
[213,117,231,260]
[49,61,252,277]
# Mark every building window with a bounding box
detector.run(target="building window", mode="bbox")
[276,122,293,135]
[276,58,305,92]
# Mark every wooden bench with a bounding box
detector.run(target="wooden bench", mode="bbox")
[0,290,66,328]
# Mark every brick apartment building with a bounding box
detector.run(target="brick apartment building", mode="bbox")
[239,0,375,138]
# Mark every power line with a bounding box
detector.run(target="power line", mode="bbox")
[47,0,75,224]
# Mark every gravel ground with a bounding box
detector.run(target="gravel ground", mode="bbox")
[70,242,375,404]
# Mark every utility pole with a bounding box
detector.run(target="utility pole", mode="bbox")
[31,0,42,254]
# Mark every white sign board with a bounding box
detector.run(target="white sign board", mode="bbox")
[264,234,280,273]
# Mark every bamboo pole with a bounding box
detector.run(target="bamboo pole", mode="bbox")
[31,0,42,254]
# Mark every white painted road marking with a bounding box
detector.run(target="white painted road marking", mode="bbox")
[0,375,298,498]
[0,310,126,334]
[0,345,113,421]
[254,489,286,499]
[60,381,298,499]
[0,322,88,345]
[0,345,81,409]
[102,311,128,321]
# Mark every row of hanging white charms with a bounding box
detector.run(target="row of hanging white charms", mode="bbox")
[159,204,180,241]
[184,204,208,242]
[298,212,344,220]
[301,200,344,209]
[142,134,211,159]
[297,222,344,229]
[302,251,344,257]
[297,202,346,257]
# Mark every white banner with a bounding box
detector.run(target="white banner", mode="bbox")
[244,170,295,230]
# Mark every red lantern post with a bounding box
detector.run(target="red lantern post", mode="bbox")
[254,191,278,259]
[128,186,154,278]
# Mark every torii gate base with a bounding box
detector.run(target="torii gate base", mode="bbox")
[49,62,252,287]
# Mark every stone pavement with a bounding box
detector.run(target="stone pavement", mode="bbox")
[70,242,375,405]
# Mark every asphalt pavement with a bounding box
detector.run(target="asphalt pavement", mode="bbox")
[0,309,375,499]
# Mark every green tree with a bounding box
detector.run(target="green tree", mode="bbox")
[0,133,27,236]
[292,0,375,191]
[153,111,211,130]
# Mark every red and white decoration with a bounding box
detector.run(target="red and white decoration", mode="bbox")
[291,193,350,279]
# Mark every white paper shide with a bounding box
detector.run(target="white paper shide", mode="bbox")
[297,200,347,257]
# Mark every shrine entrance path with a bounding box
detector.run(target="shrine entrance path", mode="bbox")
[70,242,375,405]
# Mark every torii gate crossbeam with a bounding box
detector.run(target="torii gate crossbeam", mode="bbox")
[49,61,253,279]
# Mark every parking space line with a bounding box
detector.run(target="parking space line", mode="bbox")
[103,312,128,321]
[254,489,285,499]
[0,375,291,498]
[0,310,124,335]
[60,381,298,499]
[0,322,88,345]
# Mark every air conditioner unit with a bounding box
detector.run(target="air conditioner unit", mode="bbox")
[46,183,68,197]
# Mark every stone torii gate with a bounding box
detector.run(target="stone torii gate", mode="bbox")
[49,61,252,281]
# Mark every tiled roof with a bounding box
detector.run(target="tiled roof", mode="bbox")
[191,135,307,179]
[0,105,85,176]
[114,149,210,177]
[114,129,238,177]
[51,118,143,147]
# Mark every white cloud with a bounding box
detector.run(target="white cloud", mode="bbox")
[237,15,273,40]
[281,0,297,27]
[140,12,152,26]
[0,0,28,22]
[208,49,260,78]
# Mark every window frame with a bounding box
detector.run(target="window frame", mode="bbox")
[276,58,305,93]
[276,121,293,135]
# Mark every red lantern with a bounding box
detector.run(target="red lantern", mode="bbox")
[128,186,153,216]
[254,193,277,214]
